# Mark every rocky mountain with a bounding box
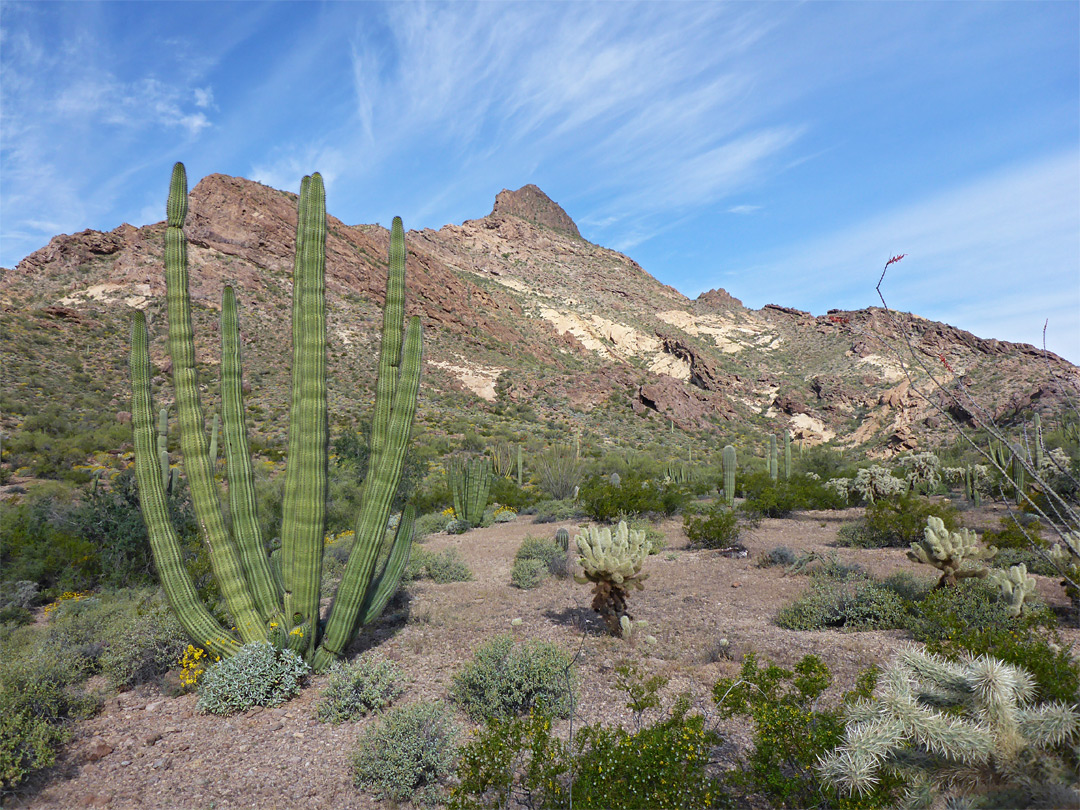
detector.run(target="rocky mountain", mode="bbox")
[2,173,1076,472]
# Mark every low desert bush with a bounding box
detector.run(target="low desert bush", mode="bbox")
[512,536,569,589]
[683,502,740,550]
[775,581,908,632]
[713,653,898,808]
[450,634,575,721]
[510,558,547,590]
[757,545,797,568]
[404,547,473,584]
[413,510,453,540]
[316,653,405,723]
[352,701,458,805]
[97,591,189,690]
[835,493,960,548]
[579,473,689,522]
[529,498,584,524]
[196,642,310,716]
[739,471,849,518]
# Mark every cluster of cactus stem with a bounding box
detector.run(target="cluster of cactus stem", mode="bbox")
[988,563,1037,616]
[963,464,982,506]
[818,646,1080,809]
[130,163,421,671]
[907,516,997,588]
[574,520,649,636]
[851,465,905,503]
[488,441,515,479]
[448,456,493,527]
[722,444,737,507]
[664,462,695,484]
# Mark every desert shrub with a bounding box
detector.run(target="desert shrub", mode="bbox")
[571,695,725,809]
[530,498,584,524]
[196,642,310,716]
[352,701,458,805]
[450,708,570,810]
[904,577,1036,643]
[0,581,40,611]
[97,591,189,690]
[450,634,575,721]
[316,653,405,724]
[404,547,472,583]
[534,446,583,501]
[0,644,100,791]
[775,581,908,632]
[877,570,934,603]
[757,545,797,568]
[579,473,688,522]
[489,477,540,513]
[683,502,739,549]
[625,517,667,554]
[713,653,897,809]
[515,536,568,576]
[412,510,453,540]
[510,558,547,590]
[739,471,847,519]
[835,493,960,548]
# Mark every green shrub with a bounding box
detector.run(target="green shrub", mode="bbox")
[626,517,667,554]
[713,653,897,809]
[775,581,908,632]
[98,591,189,690]
[316,653,405,723]
[196,642,310,716]
[579,473,689,523]
[510,558,547,590]
[490,477,540,513]
[757,545,797,568]
[404,547,473,583]
[352,701,458,805]
[413,510,453,540]
[877,570,934,603]
[738,471,848,519]
[835,493,960,548]
[683,502,740,550]
[529,498,584,524]
[450,634,575,721]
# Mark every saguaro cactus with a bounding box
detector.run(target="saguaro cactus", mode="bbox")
[449,456,492,527]
[131,163,421,670]
[783,431,791,480]
[768,435,778,482]
[722,444,737,507]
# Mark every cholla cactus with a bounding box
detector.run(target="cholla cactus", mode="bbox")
[988,563,1036,617]
[819,646,1080,809]
[907,516,997,588]
[824,477,851,502]
[897,452,941,494]
[575,520,650,636]
[1048,531,1080,609]
[851,465,905,503]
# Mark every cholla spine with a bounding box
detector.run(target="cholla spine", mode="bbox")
[988,563,1036,616]
[907,516,997,588]
[819,646,1080,808]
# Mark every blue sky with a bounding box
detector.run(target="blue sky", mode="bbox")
[2,1,1077,362]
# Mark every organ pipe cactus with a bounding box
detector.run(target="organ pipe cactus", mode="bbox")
[907,516,997,588]
[722,444,736,507]
[574,520,649,636]
[818,646,1080,808]
[130,163,421,670]
[449,456,493,528]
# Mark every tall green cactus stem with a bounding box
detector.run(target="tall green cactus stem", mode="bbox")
[783,431,791,480]
[157,408,170,489]
[555,527,570,552]
[907,516,997,588]
[131,163,421,671]
[768,435,778,482]
[449,456,493,527]
[208,412,219,468]
[516,443,523,487]
[1011,454,1026,504]
[722,444,736,507]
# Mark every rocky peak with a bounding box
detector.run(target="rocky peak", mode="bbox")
[488,184,580,238]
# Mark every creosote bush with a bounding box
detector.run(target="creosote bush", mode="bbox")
[404,547,473,583]
[352,701,458,806]
[684,501,740,549]
[316,652,405,723]
[196,642,310,716]
[511,536,570,589]
[450,634,575,721]
[835,494,960,549]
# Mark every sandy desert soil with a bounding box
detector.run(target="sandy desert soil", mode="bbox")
[10,505,1078,810]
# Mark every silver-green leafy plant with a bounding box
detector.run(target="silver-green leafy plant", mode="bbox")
[130,163,421,671]
[907,516,997,588]
[818,646,1080,809]
[575,520,650,636]
[196,641,310,716]
[315,652,405,723]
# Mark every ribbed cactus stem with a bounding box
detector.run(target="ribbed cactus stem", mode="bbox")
[1033,413,1044,470]
[208,412,219,468]
[516,443,523,487]
[723,444,736,507]
[449,456,493,527]
[783,431,791,480]
[769,435,778,482]
[157,408,170,489]
[555,528,570,552]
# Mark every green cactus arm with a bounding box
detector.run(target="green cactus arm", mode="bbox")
[279,173,328,657]
[157,408,170,487]
[358,504,416,627]
[208,412,218,467]
[316,311,422,668]
[221,285,285,624]
[163,162,265,644]
[131,311,240,660]
[368,216,407,474]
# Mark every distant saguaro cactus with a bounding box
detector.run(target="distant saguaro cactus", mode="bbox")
[783,431,791,480]
[722,445,737,507]
[768,435,778,481]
